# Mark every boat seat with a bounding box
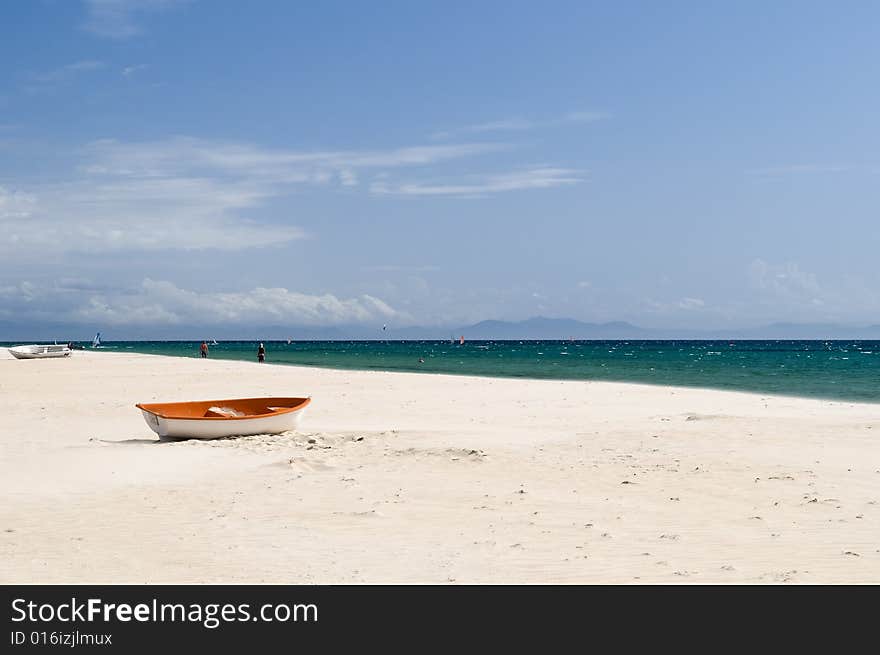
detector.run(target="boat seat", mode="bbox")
[204,406,245,418]
[204,405,272,418]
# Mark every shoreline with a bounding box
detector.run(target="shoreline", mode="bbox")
[46,347,880,407]
[2,350,879,583]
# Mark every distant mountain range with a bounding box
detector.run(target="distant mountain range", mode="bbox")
[3,316,880,341]
[454,318,880,341]
[384,317,880,340]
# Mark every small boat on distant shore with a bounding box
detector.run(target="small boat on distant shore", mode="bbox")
[8,344,72,359]
[136,396,311,440]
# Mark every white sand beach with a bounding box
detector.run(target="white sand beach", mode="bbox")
[1,349,878,583]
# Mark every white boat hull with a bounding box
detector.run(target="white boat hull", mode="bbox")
[8,345,72,359]
[139,406,307,440]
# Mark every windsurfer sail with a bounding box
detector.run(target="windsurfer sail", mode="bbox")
[92,332,102,348]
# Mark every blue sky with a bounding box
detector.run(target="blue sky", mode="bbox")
[1,0,879,332]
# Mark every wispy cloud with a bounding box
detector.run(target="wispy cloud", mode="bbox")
[370,167,584,197]
[2,136,577,255]
[643,296,712,316]
[432,111,609,139]
[0,178,304,255]
[122,64,149,76]
[745,259,880,321]
[450,118,535,134]
[746,164,852,176]
[362,265,441,273]
[748,259,822,300]
[0,137,506,254]
[28,60,106,90]
[563,111,609,123]
[49,60,104,75]
[0,186,37,220]
[338,169,358,186]
[677,297,705,310]
[0,278,407,327]
[84,137,506,179]
[82,0,187,39]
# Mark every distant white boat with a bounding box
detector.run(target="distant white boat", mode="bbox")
[211,339,218,345]
[92,332,102,348]
[9,344,71,359]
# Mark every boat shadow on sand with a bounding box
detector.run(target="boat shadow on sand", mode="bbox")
[96,437,177,446]
[95,434,287,445]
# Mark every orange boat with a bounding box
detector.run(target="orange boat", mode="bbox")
[136,397,311,440]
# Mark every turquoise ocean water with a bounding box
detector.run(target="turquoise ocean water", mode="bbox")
[7,340,879,403]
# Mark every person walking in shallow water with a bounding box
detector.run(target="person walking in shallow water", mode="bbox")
[257,342,265,363]
[200,341,208,358]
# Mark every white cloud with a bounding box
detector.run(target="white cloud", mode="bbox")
[644,296,710,315]
[443,118,534,136]
[39,60,105,79]
[748,259,822,299]
[27,60,106,90]
[432,111,610,139]
[0,177,303,254]
[84,137,505,177]
[370,167,583,197]
[0,186,37,219]
[362,265,440,273]
[82,0,186,39]
[744,259,880,322]
[1,137,504,254]
[338,169,358,186]
[122,64,148,76]
[0,278,407,327]
[564,111,610,123]
[677,297,705,310]
[746,164,852,176]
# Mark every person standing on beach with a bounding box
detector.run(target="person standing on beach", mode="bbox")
[257,342,265,363]
[200,341,208,358]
